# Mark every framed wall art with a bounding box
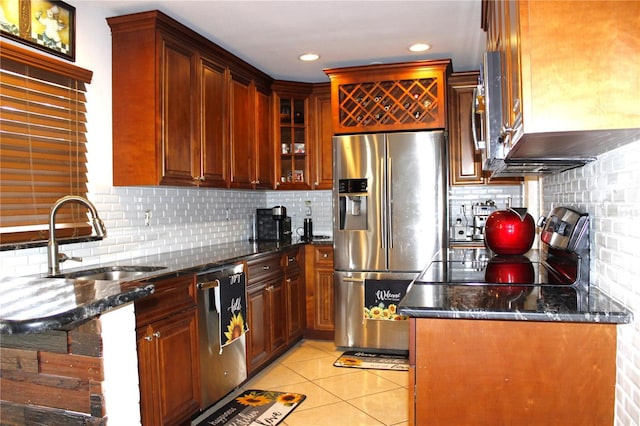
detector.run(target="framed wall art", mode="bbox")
[0,0,75,61]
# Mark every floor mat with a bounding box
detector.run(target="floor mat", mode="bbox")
[333,350,409,371]
[194,389,305,426]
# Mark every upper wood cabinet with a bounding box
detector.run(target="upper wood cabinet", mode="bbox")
[309,83,333,190]
[324,60,452,134]
[273,81,313,190]
[108,11,273,189]
[448,72,521,186]
[481,0,640,149]
[271,81,333,190]
[255,87,275,189]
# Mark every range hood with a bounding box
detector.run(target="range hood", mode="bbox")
[490,127,640,177]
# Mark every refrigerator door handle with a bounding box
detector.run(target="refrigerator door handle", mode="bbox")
[342,277,365,283]
[388,157,393,249]
[380,157,387,249]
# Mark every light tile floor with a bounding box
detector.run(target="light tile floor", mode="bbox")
[194,339,409,426]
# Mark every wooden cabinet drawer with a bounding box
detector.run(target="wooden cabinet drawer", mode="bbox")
[247,254,282,284]
[313,245,333,266]
[282,247,301,272]
[135,274,196,327]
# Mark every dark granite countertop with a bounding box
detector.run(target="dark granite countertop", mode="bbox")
[0,238,332,335]
[398,249,633,324]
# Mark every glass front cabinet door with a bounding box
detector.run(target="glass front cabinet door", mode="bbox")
[274,82,312,189]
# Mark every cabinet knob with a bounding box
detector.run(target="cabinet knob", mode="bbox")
[288,257,295,262]
[286,278,291,283]
[322,253,329,258]
[145,331,161,341]
[194,175,205,182]
[263,265,270,270]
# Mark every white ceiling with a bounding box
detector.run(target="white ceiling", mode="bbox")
[97,0,485,83]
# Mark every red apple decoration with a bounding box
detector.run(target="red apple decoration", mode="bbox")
[486,256,535,301]
[484,255,535,285]
[485,208,535,255]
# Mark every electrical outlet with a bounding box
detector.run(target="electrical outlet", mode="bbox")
[144,210,152,226]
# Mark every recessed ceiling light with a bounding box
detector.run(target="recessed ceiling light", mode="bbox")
[409,43,431,52]
[299,53,319,61]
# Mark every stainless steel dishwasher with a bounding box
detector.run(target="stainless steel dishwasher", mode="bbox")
[196,263,247,410]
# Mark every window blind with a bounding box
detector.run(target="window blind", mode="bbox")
[0,41,93,246]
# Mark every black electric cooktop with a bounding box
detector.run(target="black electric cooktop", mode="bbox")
[410,249,585,314]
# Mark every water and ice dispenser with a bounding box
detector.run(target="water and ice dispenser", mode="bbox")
[338,178,368,230]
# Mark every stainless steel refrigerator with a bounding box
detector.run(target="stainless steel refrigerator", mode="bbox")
[333,131,446,351]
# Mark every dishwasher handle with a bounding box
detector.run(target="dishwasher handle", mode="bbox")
[197,279,220,291]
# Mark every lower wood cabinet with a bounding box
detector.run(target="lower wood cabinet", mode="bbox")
[303,244,334,339]
[135,274,200,426]
[410,318,616,425]
[283,247,304,342]
[246,248,305,375]
[246,253,286,374]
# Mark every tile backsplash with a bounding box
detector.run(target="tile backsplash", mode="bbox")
[0,187,331,277]
[542,140,640,426]
[448,184,523,239]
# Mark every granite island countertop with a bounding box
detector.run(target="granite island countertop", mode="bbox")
[0,238,331,334]
[398,249,633,324]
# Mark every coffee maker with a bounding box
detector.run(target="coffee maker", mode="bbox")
[472,200,497,240]
[256,206,292,241]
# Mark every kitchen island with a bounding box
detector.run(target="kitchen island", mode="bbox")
[398,249,632,426]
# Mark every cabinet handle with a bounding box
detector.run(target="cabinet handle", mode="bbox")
[263,265,270,270]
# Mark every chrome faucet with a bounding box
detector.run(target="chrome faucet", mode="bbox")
[47,195,107,276]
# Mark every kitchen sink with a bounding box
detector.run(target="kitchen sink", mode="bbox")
[51,265,167,281]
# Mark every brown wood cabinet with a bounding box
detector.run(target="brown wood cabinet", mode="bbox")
[246,253,287,374]
[272,81,334,190]
[303,244,334,339]
[245,248,305,374]
[309,83,334,190]
[283,247,304,342]
[273,81,313,189]
[409,318,616,425]
[481,0,640,149]
[447,72,521,186]
[135,274,200,425]
[325,60,452,134]
[255,87,275,189]
[108,11,273,189]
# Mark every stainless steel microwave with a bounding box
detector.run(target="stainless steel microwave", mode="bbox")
[472,51,505,172]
